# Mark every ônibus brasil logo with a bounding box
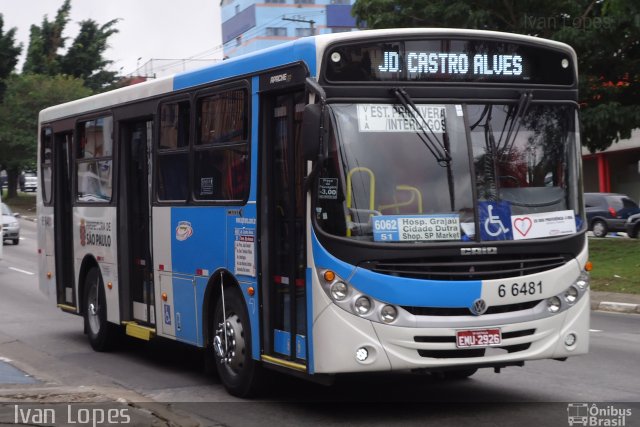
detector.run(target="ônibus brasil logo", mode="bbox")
[567,403,632,426]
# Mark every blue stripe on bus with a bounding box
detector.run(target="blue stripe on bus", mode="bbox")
[306,267,314,374]
[312,231,482,307]
[173,37,317,91]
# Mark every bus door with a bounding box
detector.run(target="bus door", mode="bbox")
[54,132,75,307]
[118,119,155,325]
[261,88,308,366]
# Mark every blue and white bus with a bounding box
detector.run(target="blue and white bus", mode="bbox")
[37,29,590,397]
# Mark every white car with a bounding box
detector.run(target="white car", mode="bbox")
[1,203,20,245]
[21,172,38,192]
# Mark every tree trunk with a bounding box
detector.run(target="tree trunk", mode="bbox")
[6,168,19,199]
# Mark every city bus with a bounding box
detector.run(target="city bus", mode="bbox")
[37,28,590,397]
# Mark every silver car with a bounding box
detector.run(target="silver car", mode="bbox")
[1,203,20,245]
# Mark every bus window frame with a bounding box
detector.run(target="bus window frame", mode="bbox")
[74,113,116,207]
[191,81,251,206]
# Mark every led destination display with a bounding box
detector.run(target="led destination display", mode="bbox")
[325,38,574,85]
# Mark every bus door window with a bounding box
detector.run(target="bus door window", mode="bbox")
[268,91,306,360]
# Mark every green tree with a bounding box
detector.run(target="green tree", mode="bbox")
[61,18,119,92]
[0,14,22,101]
[351,0,640,152]
[0,74,90,198]
[22,0,120,91]
[22,0,71,76]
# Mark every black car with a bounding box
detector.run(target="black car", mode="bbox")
[626,212,640,238]
[584,193,640,237]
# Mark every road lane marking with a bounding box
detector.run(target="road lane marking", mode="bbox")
[589,329,602,332]
[8,267,35,276]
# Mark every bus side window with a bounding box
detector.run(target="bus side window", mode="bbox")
[157,100,190,202]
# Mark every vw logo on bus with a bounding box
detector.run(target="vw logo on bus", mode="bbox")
[470,298,488,316]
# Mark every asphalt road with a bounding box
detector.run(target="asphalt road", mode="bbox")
[0,218,639,426]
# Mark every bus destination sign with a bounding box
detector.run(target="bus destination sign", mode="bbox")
[324,39,574,85]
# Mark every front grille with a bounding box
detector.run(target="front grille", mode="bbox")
[361,254,569,281]
[402,300,542,317]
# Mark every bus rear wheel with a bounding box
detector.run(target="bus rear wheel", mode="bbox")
[84,267,117,351]
[213,286,263,397]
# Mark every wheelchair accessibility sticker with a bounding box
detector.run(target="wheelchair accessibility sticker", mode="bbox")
[479,201,513,241]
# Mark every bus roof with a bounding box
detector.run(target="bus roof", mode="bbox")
[39,28,576,123]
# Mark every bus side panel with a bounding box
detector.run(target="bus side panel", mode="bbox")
[152,206,175,340]
[38,207,56,303]
[74,206,119,323]
[225,202,259,360]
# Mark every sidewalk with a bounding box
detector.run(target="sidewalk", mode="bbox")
[591,291,640,314]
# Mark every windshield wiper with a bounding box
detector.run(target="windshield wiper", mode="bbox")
[391,88,451,167]
[392,88,456,210]
[499,91,533,157]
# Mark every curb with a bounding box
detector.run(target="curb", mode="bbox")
[592,301,640,314]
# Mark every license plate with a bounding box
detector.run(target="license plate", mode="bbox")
[455,328,502,348]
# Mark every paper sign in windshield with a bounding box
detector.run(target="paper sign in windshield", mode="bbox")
[511,210,576,240]
[357,104,446,133]
[372,214,460,242]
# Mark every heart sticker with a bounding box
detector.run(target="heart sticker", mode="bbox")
[514,217,533,236]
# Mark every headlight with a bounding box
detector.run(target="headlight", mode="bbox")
[330,281,348,301]
[354,296,372,315]
[380,305,398,323]
[564,286,579,304]
[547,296,562,313]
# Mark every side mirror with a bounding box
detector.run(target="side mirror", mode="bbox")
[302,104,323,162]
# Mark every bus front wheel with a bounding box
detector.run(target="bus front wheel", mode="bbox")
[84,267,117,351]
[213,286,263,397]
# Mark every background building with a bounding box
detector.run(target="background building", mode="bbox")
[583,131,640,203]
[221,0,359,58]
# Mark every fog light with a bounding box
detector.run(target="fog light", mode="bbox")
[380,305,398,323]
[565,333,577,347]
[330,281,348,301]
[564,286,579,304]
[356,347,368,362]
[547,296,561,313]
[354,296,372,315]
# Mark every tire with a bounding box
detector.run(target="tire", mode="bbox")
[442,368,478,380]
[212,286,263,397]
[84,267,117,351]
[592,220,608,238]
[13,238,19,245]
[629,224,640,239]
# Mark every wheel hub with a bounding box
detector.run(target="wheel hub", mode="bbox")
[215,313,245,372]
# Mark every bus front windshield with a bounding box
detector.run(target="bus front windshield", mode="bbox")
[315,102,581,243]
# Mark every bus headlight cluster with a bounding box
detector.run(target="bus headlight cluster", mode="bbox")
[545,270,589,314]
[319,269,401,324]
[330,281,348,301]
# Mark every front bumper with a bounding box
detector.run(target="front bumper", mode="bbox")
[2,225,19,239]
[312,292,589,373]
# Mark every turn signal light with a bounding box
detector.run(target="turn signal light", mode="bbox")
[107,282,113,290]
[47,272,52,279]
[162,292,168,302]
[585,261,593,272]
[323,270,336,282]
[247,287,255,296]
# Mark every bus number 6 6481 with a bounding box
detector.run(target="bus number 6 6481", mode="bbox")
[498,281,542,298]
